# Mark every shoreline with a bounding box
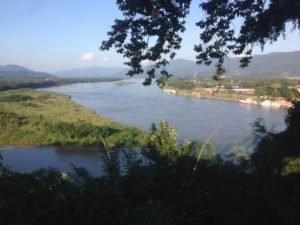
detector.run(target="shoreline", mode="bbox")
[163,88,292,108]
[0,89,149,148]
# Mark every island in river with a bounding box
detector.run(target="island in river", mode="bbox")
[0,89,149,147]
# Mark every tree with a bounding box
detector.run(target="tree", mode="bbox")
[100,0,300,85]
[144,121,191,164]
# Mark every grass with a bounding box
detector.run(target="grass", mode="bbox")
[0,89,149,147]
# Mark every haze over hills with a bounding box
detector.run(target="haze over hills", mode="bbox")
[54,66,127,78]
[165,51,300,78]
[0,65,57,81]
[1,51,299,81]
[53,51,300,79]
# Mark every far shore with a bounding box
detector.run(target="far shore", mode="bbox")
[163,88,292,108]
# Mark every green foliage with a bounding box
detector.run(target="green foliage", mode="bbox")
[0,77,122,92]
[101,0,300,83]
[195,0,300,70]
[251,101,300,178]
[281,157,300,176]
[165,79,196,90]
[145,121,191,163]
[0,94,33,102]
[100,0,191,85]
[0,89,149,147]
[166,78,300,101]
[0,103,300,224]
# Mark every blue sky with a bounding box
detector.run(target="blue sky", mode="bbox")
[0,0,299,72]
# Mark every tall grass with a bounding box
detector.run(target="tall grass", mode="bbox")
[0,89,149,147]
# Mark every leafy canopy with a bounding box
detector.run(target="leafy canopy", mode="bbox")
[100,0,300,85]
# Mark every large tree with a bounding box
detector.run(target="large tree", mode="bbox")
[100,0,300,85]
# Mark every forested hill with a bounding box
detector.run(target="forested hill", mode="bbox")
[0,65,57,81]
[3,51,299,80]
[55,51,300,79]
[165,51,300,78]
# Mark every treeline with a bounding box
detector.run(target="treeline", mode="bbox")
[0,80,59,91]
[0,77,122,91]
[166,78,300,100]
[0,102,299,225]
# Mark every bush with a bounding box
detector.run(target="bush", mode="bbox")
[0,94,33,102]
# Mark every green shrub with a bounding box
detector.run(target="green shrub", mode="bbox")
[0,94,33,102]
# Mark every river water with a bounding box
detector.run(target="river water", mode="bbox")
[1,79,287,174]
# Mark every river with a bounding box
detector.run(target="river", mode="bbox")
[0,79,287,174]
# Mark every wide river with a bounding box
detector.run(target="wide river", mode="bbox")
[1,79,287,174]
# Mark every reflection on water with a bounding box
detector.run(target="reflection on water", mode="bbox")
[45,79,287,143]
[0,146,143,175]
[0,146,104,175]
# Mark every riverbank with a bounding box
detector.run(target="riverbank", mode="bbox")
[0,77,123,92]
[0,89,149,147]
[163,88,292,108]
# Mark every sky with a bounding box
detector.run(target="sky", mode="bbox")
[0,0,299,73]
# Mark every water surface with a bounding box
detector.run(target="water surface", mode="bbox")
[46,79,287,143]
[1,79,287,173]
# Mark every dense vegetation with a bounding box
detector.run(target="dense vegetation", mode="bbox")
[0,77,123,92]
[166,78,300,100]
[0,102,299,225]
[0,89,148,147]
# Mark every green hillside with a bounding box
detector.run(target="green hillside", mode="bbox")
[0,65,57,81]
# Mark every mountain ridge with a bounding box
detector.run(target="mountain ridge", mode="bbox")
[54,51,300,78]
[2,51,299,80]
[165,51,300,78]
[0,65,57,81]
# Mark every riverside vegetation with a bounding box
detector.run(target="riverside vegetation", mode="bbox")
[0,77,122,92]
[164,78,300,104]
[0,101,300,225]
[0,89,148,147]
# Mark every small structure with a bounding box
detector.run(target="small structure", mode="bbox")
[233,88,256,94]
[205,88,217,93]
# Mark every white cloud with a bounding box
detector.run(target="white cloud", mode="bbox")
[103,57,109,61]
[82,52,94,61]
[141,59,153,65]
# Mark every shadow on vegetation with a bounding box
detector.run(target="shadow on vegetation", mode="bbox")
[0,102,299,225]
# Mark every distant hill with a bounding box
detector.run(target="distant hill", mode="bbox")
[54,51,300,79]
[166,51,300,78]
[54,66,127,78]
[4,51,298,81]
[0,65,57,81]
